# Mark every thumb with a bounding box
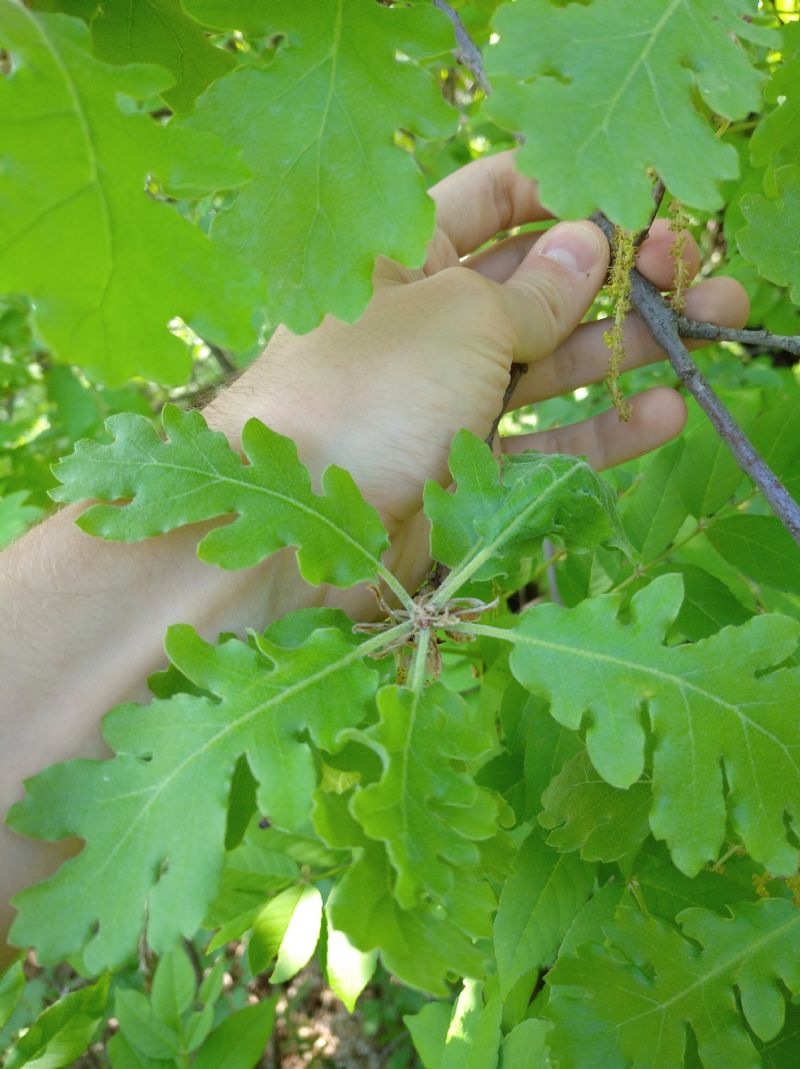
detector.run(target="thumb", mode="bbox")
[498,220,610,363]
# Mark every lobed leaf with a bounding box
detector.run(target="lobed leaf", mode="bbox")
[7,622,377,969]
[485,0,775,227]
[739,165,800,304]
[51,405,390,587]
[187,0,454,332]
[349,683,501,908]
[504,574,800,876]
[539,751,651,863]
[0,5,262,383]
[545,900,800,1069]
[426,431,627,598]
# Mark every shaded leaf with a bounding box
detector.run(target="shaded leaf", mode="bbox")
[494,827,596,997]
[539,751,651,863]
[505,574,800,876]
[706,513,800,595]
[194,1000,275,1069]
[4,976,109,1069]
[545,900,800,1069]
[739,165,800,304]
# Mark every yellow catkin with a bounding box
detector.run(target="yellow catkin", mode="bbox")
[603,225,635,422]
[667,197,690,313]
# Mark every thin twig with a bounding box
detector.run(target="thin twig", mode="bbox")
[677,318,800,358]
[432,0,490,93]
[592,211,800,545]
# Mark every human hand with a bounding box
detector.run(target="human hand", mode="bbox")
[207,152,748,598]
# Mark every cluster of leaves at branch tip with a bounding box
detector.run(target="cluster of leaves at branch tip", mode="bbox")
[604,224,635,422]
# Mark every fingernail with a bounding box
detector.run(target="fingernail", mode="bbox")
[536,222,603,274]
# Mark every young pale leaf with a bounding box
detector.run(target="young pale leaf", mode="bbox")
[349,683,500,908]
[89,0,235,114]
[4,975,109,1069]
[504,574,800,877]
[406,980,502,1069]
[8,623,377,970]
[739,166,800,303]
[114,989,181,1061]
[0,7,262,384]
[327,846,492,996]
[324,916,378,1013]
[193,1000,276,1069]
[426,431,627,597]
[51,406,390,587]
[545,900,800,1069]
[486,0,775,227]
[150,945,196,1029]
[539,751,651,863]
[187,0,454,332]
[107,1032,172,1069]
[248,884,322,983]
[494,827,596,998]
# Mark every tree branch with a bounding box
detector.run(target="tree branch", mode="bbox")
[677,318,800,358]
[591,211,800,545]
[432,0,490,93]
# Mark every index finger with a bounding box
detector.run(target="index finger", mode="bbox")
[428,151,553,258]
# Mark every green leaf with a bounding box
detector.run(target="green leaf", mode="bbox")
[619,440,687,561]
[150,945,196,1029]
[107,1032,173,1069]
[545,900,800,1069]
[0,490,42,551]
[183,1002,214,1053]
[248,884,322,982]
[0,960,25,1030]
[706,513,800,595]
[539,751,651,863]
[750,24,800,172]
[485,0,775,227]
[664,564,752,642]
[4,975,109,1069]
[405,1001,451,1069]
[493,828,596,997]
[500,1019,551,1069]
[426,432,627,597]
[504,574,800,876]
[89,0,235,115]
[327,845,491,996]
[350,683,500,908]
[407,980,502,1069]
[114,989,181,1061]
[739,166,800,303]
[194,1000,275,1069]
[187,0,454,332]
[0,5,262,384]
[8,624,377,969]
[51,406,391,587]
[324,914,377,1013]
[675,420,746,518]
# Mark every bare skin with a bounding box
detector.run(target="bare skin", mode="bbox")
[0,153,748,961]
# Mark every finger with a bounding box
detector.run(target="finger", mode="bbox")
[635,219,700,291]
[510,275,750,406]
[502,387,687,471]
[495,220,610,364]
[467,218,702,289]
[428,151,552,259]
[463,230,541,282]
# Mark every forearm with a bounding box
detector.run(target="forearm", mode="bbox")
[0,374,354,959]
